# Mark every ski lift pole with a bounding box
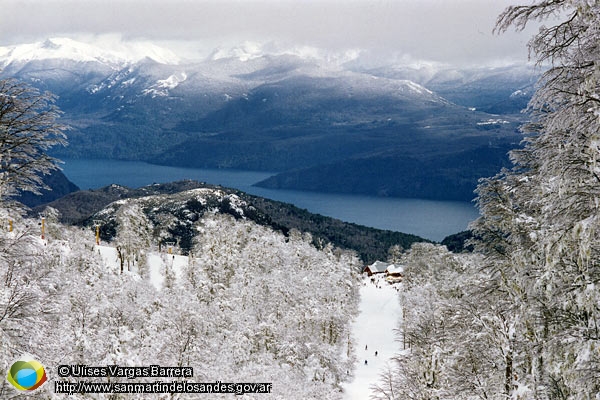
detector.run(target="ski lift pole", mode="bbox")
[93,220,102,245]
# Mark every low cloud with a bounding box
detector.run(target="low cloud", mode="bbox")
[0,0,539,66]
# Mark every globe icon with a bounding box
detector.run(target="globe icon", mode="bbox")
[15,368,38,389]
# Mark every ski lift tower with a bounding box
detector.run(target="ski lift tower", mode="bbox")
[93,220,102,245]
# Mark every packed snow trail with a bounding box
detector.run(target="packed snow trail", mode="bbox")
[147,252,188,290]
[342,276,402,399]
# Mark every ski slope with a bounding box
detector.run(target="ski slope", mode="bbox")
[343,275,403,399]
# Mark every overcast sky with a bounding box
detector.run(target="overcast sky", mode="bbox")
[0,0,538,66]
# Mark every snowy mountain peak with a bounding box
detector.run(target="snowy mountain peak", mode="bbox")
[142,72,188,98]
[41,38,61,50]
[0,37,181,68]
[207,41,361,66]
[209,41,266,62]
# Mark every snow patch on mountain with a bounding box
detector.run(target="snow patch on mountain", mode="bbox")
[402,80,433,95]
[87,67,136,94]
[142,72,187,97]
[477,118,510,125]
[510,89,529,98]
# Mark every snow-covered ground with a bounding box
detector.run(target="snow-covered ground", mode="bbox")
[96,245,188,291]
[96,245,117,263]
[147,252,188,290]
[343,275,402,399]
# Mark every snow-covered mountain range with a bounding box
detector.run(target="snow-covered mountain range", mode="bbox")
[0,37,534,104]
[0,37,538,200]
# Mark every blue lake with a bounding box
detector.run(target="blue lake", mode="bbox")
[60,158,480,242]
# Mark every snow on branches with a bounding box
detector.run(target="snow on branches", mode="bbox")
[0,205,361,399]
[0,78,67,201]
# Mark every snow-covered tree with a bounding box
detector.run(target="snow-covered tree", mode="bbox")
[374,244,512,399]
[378,2,599,398]
[114,202,153,274]
[0,78,67,201]
[0,81,67,354]
[471,0,600,397]
[0,205,361,399]
[191,213,360,396]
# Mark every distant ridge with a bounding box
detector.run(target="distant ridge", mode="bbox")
[34,180,428,263]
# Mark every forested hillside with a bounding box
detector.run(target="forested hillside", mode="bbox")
[0,208,362,398]
[34,180,426,263]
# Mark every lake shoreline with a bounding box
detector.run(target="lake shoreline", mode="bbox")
[60,158,479,241]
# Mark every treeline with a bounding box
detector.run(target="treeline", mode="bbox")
[240,193,427,263]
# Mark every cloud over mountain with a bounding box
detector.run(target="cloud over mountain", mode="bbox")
[1,0,540,66]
